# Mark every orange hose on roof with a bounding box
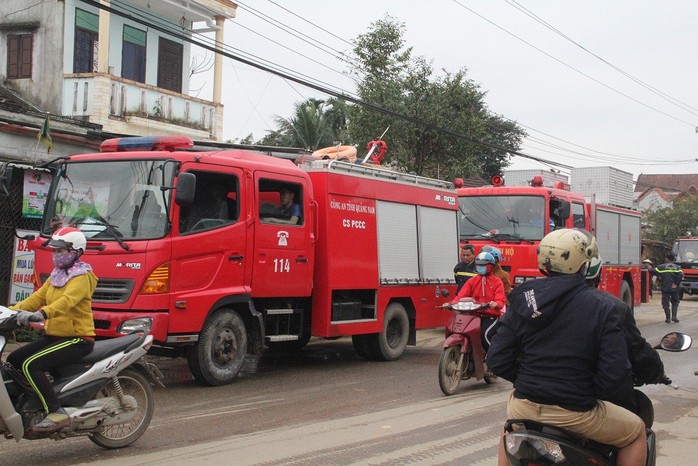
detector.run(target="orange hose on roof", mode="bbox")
[312,145,357,163]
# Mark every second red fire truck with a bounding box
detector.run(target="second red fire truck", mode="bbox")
[455,176,647,308]
[23,136,458,386]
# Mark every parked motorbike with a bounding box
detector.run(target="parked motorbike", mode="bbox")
[502,332,692,466]
[0,306,163,448]
[438,298,498,396]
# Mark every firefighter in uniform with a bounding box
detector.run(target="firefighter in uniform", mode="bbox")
[654,253,683,323]
[453,244,477,292]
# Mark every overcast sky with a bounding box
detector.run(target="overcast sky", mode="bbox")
[190,0,698,181]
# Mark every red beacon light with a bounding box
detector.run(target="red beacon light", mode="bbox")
[491,175,504,187]
[553,181,571,191]
[100,136,194,152]
[530,175,544,187]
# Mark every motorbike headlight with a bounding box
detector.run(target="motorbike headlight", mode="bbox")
[118,317,152,334]
[505,433,565,464]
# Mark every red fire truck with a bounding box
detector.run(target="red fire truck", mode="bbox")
[23,136,457,386]
[455,176,647,307]
[672,237,698,296]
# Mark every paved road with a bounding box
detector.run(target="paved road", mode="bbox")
[3,295,697,465]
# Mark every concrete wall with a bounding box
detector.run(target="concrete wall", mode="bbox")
[0,0,66,113]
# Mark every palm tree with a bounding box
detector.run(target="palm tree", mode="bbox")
[260,98,350,150]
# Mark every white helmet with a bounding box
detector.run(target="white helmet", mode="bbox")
[538,228,598,275]
[49,227,87,252]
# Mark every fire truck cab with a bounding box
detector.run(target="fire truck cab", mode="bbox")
[672,237,698,295]
[456,175,643,308]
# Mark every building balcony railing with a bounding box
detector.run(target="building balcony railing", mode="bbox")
[62,73,222,140]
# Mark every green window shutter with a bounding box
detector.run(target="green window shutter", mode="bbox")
[124,25,146,46]
[76,8,99,32]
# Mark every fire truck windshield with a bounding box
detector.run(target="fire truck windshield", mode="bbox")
[458,195,546,241]
[43,160,175,241]
[673,240,698,263]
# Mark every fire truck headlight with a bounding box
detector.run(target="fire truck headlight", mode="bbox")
[118,318,153,334]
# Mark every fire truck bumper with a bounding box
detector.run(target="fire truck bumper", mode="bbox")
[93,310,169,343]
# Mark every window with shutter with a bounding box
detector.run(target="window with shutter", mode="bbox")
[122,25,146,83]
[74,9,99,73]
[7,34,33,79]
[157,38,183,93]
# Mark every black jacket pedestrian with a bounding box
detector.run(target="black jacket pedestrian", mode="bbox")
[487,273,629,411]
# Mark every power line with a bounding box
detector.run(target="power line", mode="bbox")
[81,0,563,169]
[505,0,698,117]
[235,1,363,74]
[265,0,355,48]
[230,20,360,85]
[451,0,698,128]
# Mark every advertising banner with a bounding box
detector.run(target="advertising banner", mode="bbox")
[8,230,39,305]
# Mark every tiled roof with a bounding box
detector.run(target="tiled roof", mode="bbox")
[635,174,698,193]
[637,187,672,202]
[0,84,42,113]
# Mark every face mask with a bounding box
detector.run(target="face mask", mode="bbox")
[476,265,489,276]
[53,251,77,269]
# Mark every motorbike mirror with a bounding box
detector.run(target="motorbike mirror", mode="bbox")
[659,332,692,352]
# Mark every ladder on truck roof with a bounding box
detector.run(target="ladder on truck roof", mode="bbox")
[300,159,454,190]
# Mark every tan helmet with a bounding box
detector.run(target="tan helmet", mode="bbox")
[537,228,598,275]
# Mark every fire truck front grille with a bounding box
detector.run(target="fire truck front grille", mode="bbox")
[683,275,698,283]
[92,279,135,304]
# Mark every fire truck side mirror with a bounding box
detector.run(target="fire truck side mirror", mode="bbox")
[175,172,196,207]
[551,199,571,220]
[0,163,13,197]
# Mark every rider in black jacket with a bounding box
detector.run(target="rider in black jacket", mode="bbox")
[488,229,647,466]
[584,256,667,417]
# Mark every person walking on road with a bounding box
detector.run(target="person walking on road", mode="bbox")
[654,253,683,323]
[453,244,477,293]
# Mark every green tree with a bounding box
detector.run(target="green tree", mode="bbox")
[258,98,350,150]
[643,194,698,245]
[347,17,525,180]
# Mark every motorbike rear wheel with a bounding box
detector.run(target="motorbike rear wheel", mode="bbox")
[438,345,464,396]
[89,368,154,449]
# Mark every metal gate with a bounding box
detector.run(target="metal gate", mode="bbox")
[0,167,43,304]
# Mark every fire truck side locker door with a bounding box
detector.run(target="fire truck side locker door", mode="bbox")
[376,201,419,282]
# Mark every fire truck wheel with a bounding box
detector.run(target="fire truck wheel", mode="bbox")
[620,281,633,313]
[368,303,409,361]
[186,309,248,386]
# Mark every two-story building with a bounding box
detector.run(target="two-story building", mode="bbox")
[1,0,237,142]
